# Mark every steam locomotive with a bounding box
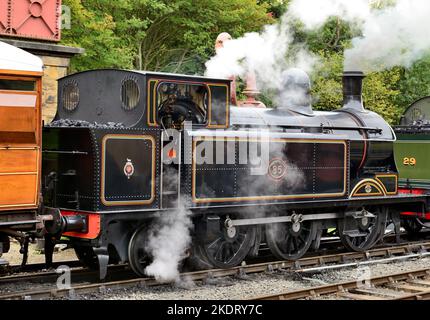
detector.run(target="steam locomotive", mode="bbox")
[40,68,426,279]
[0,41,428,279]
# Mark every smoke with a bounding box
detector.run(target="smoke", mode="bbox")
[288,0,430,72]
[207,0,430,80]
[205,16,317,92]
[144,203,193,282]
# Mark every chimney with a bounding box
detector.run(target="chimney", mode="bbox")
[342,71,366,112]
[237,71,266,108]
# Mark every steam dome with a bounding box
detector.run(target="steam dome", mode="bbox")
[279,68,313,116]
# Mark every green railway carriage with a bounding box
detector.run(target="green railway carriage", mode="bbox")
[394,96,430,231]
[395,134,430,190]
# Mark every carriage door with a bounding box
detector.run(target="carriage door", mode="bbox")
[161,130,181,208]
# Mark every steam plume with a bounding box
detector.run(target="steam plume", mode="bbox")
[205,16,317,92]
[144,204,193,282]
[289,0,430,72]
[206,0,430,82]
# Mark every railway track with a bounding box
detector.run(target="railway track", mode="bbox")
[1,240,430,300]
[1,228,427,277]
[253,268,430,300]
[0,263,131,288]
[1,260,82,275]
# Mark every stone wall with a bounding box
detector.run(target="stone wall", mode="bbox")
[40,56,70,124]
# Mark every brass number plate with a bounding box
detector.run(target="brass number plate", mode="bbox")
[403,157,417,166]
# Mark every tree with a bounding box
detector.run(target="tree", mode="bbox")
[137,0,274,74]
[395,53,430,114]
[61,0,134,72]
[363,69,402,124]
[61,0,273,74]
[310,51,402,124]
[257,0,289,18]
[298,17,359,54]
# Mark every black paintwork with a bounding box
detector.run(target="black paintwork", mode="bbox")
[40,69,427,270]
[43,69,402,213]
[192,140,347,203]
[103,136,154,204]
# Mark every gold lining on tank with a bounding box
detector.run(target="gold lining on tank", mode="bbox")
[350,178,386,198]
[101,134,156,206]
[191,137,348,203]
[375,174,398,195]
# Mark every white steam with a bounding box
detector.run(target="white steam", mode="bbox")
[205,17,317,92]
[144,204,193,282]
[288,0,371,29]
[345,0,430,71]
[206,0,430,82]
[289,0,430,72]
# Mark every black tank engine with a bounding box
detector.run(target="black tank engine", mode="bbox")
[42,69,425,278]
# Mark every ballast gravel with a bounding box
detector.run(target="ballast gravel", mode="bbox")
[69,257,430,300]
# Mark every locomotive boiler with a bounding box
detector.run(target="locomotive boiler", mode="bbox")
[40,67,427,279]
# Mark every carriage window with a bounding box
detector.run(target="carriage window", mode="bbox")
[0,79,36,91]
[157,82,208,129]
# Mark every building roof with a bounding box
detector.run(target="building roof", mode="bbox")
[0,40,43,73]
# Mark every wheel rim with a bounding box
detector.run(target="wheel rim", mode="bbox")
[338,207,387,252]
[265,221,317,260]
[128,226,151,277]
[197,217,256,269]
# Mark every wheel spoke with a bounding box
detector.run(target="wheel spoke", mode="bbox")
[207,237,222,249]
[286,236,293,253]
[226,244,235,262]
[214,241,226,261]
[298,234,306,243]
[292,237,299,252]
[282,234,290,251]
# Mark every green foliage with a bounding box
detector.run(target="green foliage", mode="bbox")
[311,52,344,111]
[295,17,359,53]
[61,0,134,72]
[257,0,290,18]
[61,0,272,73]
[311,51,402,125]
[395,53,430,113]
[363,69,402,124]
[137,0,273,73]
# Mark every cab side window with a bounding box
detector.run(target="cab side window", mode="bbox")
[157,82,208,129]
